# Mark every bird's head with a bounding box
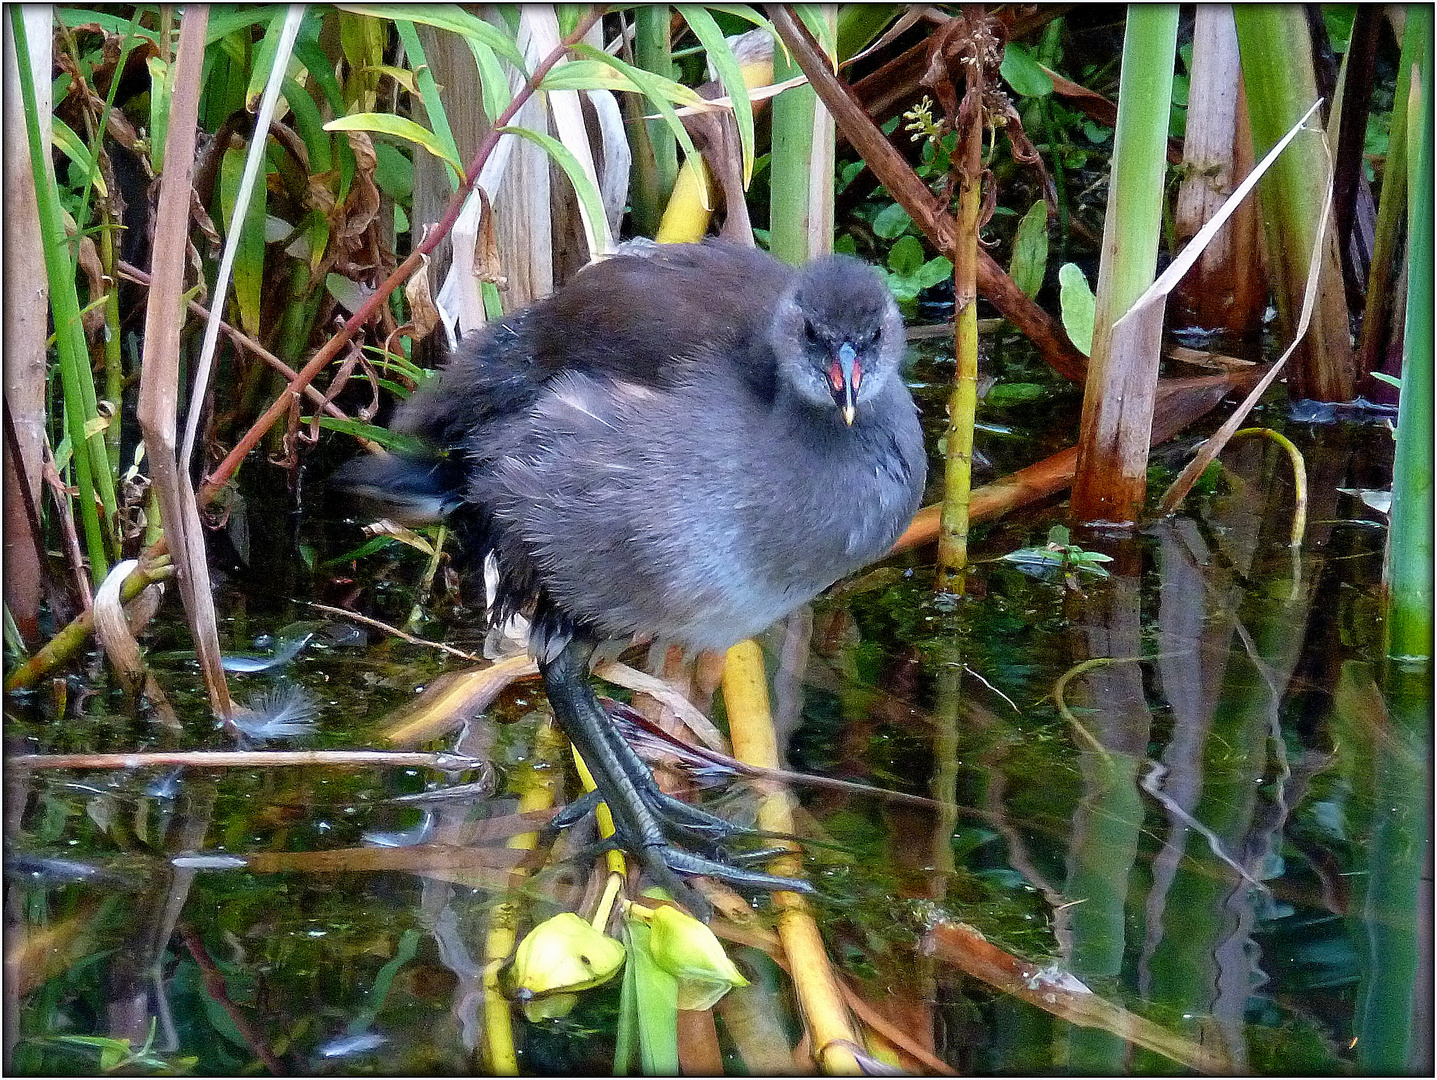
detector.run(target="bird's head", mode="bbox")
[770,255,905,425]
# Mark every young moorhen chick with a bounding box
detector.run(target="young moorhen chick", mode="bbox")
[337,241,926,916]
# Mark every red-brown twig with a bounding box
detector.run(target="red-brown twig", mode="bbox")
[197,8,607,506]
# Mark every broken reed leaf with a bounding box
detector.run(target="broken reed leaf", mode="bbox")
[381,655,537,746]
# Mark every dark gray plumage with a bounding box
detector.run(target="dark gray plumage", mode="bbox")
[335,241,925,913]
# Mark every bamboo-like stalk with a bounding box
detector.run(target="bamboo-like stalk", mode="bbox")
[1357,13,1426,382]
[629,6,678,237]
[1384,51,1433,664]
[481,715,564,1074]
[1232,4,1357,401]
[1070,4,1179,526]
[768,6,834,263]
[723,639,862,1075]
[3,7,50,523]
[570,745,628,917]
[1172,5,1264,334]
[935,7,990,589]
[2,11,51,643]
[96,220,124,475]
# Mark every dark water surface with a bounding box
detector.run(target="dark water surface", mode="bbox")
[6,338,1430,1074]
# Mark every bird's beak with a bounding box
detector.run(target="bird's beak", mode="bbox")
[835,343,860,426]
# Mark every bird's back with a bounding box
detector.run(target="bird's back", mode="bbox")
[400,243,796,451]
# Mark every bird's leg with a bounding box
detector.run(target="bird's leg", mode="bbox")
[540,638,812,918]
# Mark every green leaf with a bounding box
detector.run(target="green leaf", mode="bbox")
[246,7,294,112]
[394,20,462,190]
[325,113,464,177]
[563,46,706,107]
[326,272,373,313]
[915,255,954,290]
[538,58,641,93]
[568,43,702,170]
[55,7,160,42]
[883,271,922,303]
[1010,201,1049,300]
[283,77,333,173]
[311,417,431,456]
[681,7,756,186]
[888,234,925,275]
[293,33,346,112]
[790,4,838,57]
[1171,72,1190,108]
[624,917,679,1076]
[1323,5,1356,54]
[51,119,107,196]
[1001,43,1053,98]
[320,534,407,567]
[984,381,1047,405]
[1083,120,1111,144]
[338,3,525,69]
[218,147,267,336]
[872,201,913,240]
[495,125,609,256]
[146,53,173,171]
[1058,262,1095,356]
[373,142,414,200]
[205,5,281,45]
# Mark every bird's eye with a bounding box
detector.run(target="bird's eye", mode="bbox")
[803,320,823,347]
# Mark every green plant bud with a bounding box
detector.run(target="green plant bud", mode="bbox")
[645,904,748,1009]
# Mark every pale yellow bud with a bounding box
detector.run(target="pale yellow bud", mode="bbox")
[510,912,626,1009]
[645,905,749,1010]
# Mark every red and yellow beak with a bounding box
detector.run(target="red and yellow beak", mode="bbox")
[826,343,863,426]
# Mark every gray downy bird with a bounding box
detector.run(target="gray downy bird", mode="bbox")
[334,241,927,917]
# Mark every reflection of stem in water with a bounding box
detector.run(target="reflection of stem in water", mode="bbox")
[930,645,962,887]
[1352,662,1430,1074]
[1056,567,1152,1073]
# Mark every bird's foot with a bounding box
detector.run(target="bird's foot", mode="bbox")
[541,638,813,920]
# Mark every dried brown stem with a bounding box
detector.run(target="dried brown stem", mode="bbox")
[305,602,484,662]
[135,9,231,717]
[9,749,488,772]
